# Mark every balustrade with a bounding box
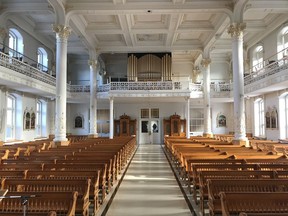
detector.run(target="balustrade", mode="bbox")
[244,57,288,86]
[0,52,56,86]
[2,49,288,97]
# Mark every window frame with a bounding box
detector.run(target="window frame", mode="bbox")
[5,95,16,141]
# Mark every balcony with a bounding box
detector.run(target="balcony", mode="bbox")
[1,50,288,101]
[244,52,288,96]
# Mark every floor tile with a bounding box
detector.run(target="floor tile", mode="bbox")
[105,144,192,216]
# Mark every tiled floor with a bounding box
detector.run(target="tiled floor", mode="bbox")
[105,144,192,216]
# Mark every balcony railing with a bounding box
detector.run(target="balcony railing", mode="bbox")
[67,85,90,92]
[244,49,288,86]
[97,81,188,92]
[0,52,56,86]
[2,48,288,97]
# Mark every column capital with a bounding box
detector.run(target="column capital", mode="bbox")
[227,23,246,38]
[88,59,98,68]
[201,58,211,68]
[52,24,71,40]
[184,96,190,101]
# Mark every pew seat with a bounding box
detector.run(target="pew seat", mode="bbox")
[208,179,288,216]
[220,192,288,216]
[0,191,78,216]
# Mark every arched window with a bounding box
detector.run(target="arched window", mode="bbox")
[252,45,264,72]
[277,25,288,60]
[254,98,265,137]
[9,28,23,59]
[37,47,48,72]
[6,95,16,140]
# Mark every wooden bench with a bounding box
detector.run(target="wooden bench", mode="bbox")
[25,169,102,208]
[197,170,277,213]
[42,162,108,208]
[0,163,43,170]
[189,163,260,194]
[239,213,288,216]
[0,191,78,216]
[1,178,91,215]
[65,153,119,182]
[0,170,27,179]
[220,192,288,216]
[207,179,288,216]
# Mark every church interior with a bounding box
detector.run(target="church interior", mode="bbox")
[0,0,288,215]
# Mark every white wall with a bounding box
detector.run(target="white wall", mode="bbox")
[67,55,90,85]
[68,103,90,135]
[172,60,193,81]
[211,102,231,134]
[210,62,231,82]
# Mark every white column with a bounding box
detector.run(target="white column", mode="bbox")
[88,59,98,138]
[202,58,213,137]
[186,97,190,139]
[48,99,55,140]
[52,25,71,145]
[109,97,114,139]
[228,23,248,145]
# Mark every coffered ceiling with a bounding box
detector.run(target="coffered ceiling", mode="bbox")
[1,0,288,62]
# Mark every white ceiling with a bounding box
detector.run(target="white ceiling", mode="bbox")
[1,0,288,62]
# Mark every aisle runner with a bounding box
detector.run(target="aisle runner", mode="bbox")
[105,144,192,216]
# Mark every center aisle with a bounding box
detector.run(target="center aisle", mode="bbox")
[105,144,192,216]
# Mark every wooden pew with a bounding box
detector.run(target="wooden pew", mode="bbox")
[189,163,260,194]
[197,170,277,213]
[207,179,288,216]
[0,137,136,211]
[25,169,102,209]
[0,170,27,179]
[0,191,78,216]
[1,178,91,216]
[220,192,288,216]
[56,158,113,189]
[0,163,43,170]
[42,162,108,208]
[239,213,288,216]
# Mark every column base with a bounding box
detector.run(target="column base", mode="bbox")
[232,139,249,147]
[88,134,99,138]
[203,133,213,138]
[53,140,70,147]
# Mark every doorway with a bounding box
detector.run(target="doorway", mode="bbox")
[139,108,160,144]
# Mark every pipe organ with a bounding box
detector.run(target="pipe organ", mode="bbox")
[127,53,171,81]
